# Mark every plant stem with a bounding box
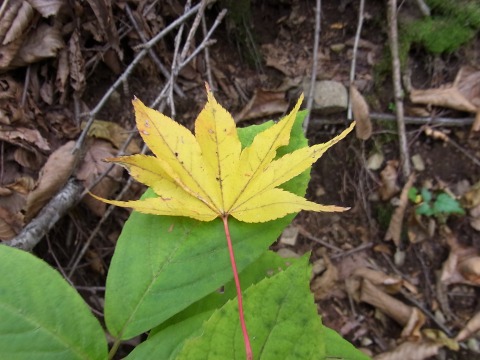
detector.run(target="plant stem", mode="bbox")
[222,215,252,360]
[108,338,122,360]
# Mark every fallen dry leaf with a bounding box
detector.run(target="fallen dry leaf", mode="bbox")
[456,311,480,342]
[374,340,441,360]
[82,119,140,154]
[24,141,77,221]
[378,160,400,201]
[235,89,289,122]
[68,30,86,94]
[385,174,416,246]
[353,267,403,294]
[311,252,339,300]
[27,0,64,17]
[440,229,480,286]
[410,87,477,113]
[0,127,50,151]
[8,24,64,69]
[76,139,122,217]
[350,85,371,140]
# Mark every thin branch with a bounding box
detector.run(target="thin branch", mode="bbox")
[125,3,185,98]
[75,2,203,153]
[304,0,321,132]
[414,0,430,16]
[6,180,83,251]
[388,0,411,177]
[310,113,476,127]
[347,0,365,120]
[202,15,215,89]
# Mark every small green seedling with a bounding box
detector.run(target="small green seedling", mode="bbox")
[408,187,465,222]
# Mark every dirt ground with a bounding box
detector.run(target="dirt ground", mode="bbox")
[1,0,480,359]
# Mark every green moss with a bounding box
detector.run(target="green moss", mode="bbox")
[401,0,480,55]
[404,17,475,54]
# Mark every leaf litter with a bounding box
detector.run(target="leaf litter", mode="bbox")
[1,0,480,358]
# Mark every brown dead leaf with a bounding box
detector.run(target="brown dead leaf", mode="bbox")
[378,160,400,201]
[0,2,33,69]
[455,66,480,108]
[423,125,449,142]
[82,120,140,154]
[456,311,480,342]
[0,207,19,241]
[385,174,416,246]
[9,24,64,69]
[374,340,442,360]
[27,0,64,17]
[0,127,50,151]
[13,147,46,170]
[353,267,403,294]
[350,85,371,140]
[25,141,77,221]
[311,253,339,300]
[85,0,121,57]
[440,230,480,286]
[410,87,477,113]
[235,89,289,122]
[68,30,86,94]
[76,140,122,217]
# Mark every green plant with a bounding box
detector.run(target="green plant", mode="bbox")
[0,95,369,359]
[400,0,480,56]
[408,187,465,222]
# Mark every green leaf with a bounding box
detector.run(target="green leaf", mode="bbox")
[175,255,326,360]
[433,193,465,215]
[324,326,371,360]
[0,246,108,360]
[105,112,309,339]
[420,187,432,203]
[126,251,298,360]
[407,187,418,203]
[416,202,433,216]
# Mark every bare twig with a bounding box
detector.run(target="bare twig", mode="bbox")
[75,2,204,153]
[151,10,226,109]
[414,0,431,16]
[387,0,411,177]
[6,180,83,251]
[202,15,215,89]
[347,0,365,120]
[125,3,185,98]
[297,225,343,252]
[21,65,31,108]
[311,113,476,127]
[304,0,322,132]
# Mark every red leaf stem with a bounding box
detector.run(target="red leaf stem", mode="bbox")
[222,215,253,360]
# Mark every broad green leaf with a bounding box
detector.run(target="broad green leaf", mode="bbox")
[126,251,297,360]
[95,88,354,223]
[324,326,372,360]
[105,115,309,339]
[433,193,465,215]
[0,246,107,360]
[176,255,326,360]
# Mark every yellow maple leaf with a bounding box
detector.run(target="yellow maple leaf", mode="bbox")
[96,87,355,223]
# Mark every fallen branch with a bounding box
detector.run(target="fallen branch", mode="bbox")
[6,180,83,251]
[387,0,411,177]
[304,0,322,132]
[310,113,475,127]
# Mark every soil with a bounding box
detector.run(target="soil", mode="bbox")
[2,0,480,359]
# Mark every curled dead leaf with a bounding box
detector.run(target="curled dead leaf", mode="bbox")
[456,311,480,342]
[385,174,416,246]
[378,160,400,201]
[350,85,371,140]
[311,253,338,300]
[8,24,64,69]
[374,340,441,360]
[68,31,86,94]
[82,120,140,154]
[75,140,122,217]
[235,89,289,122]
[25,141,77,221]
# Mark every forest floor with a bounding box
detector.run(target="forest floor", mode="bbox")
[1,0,480,359]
